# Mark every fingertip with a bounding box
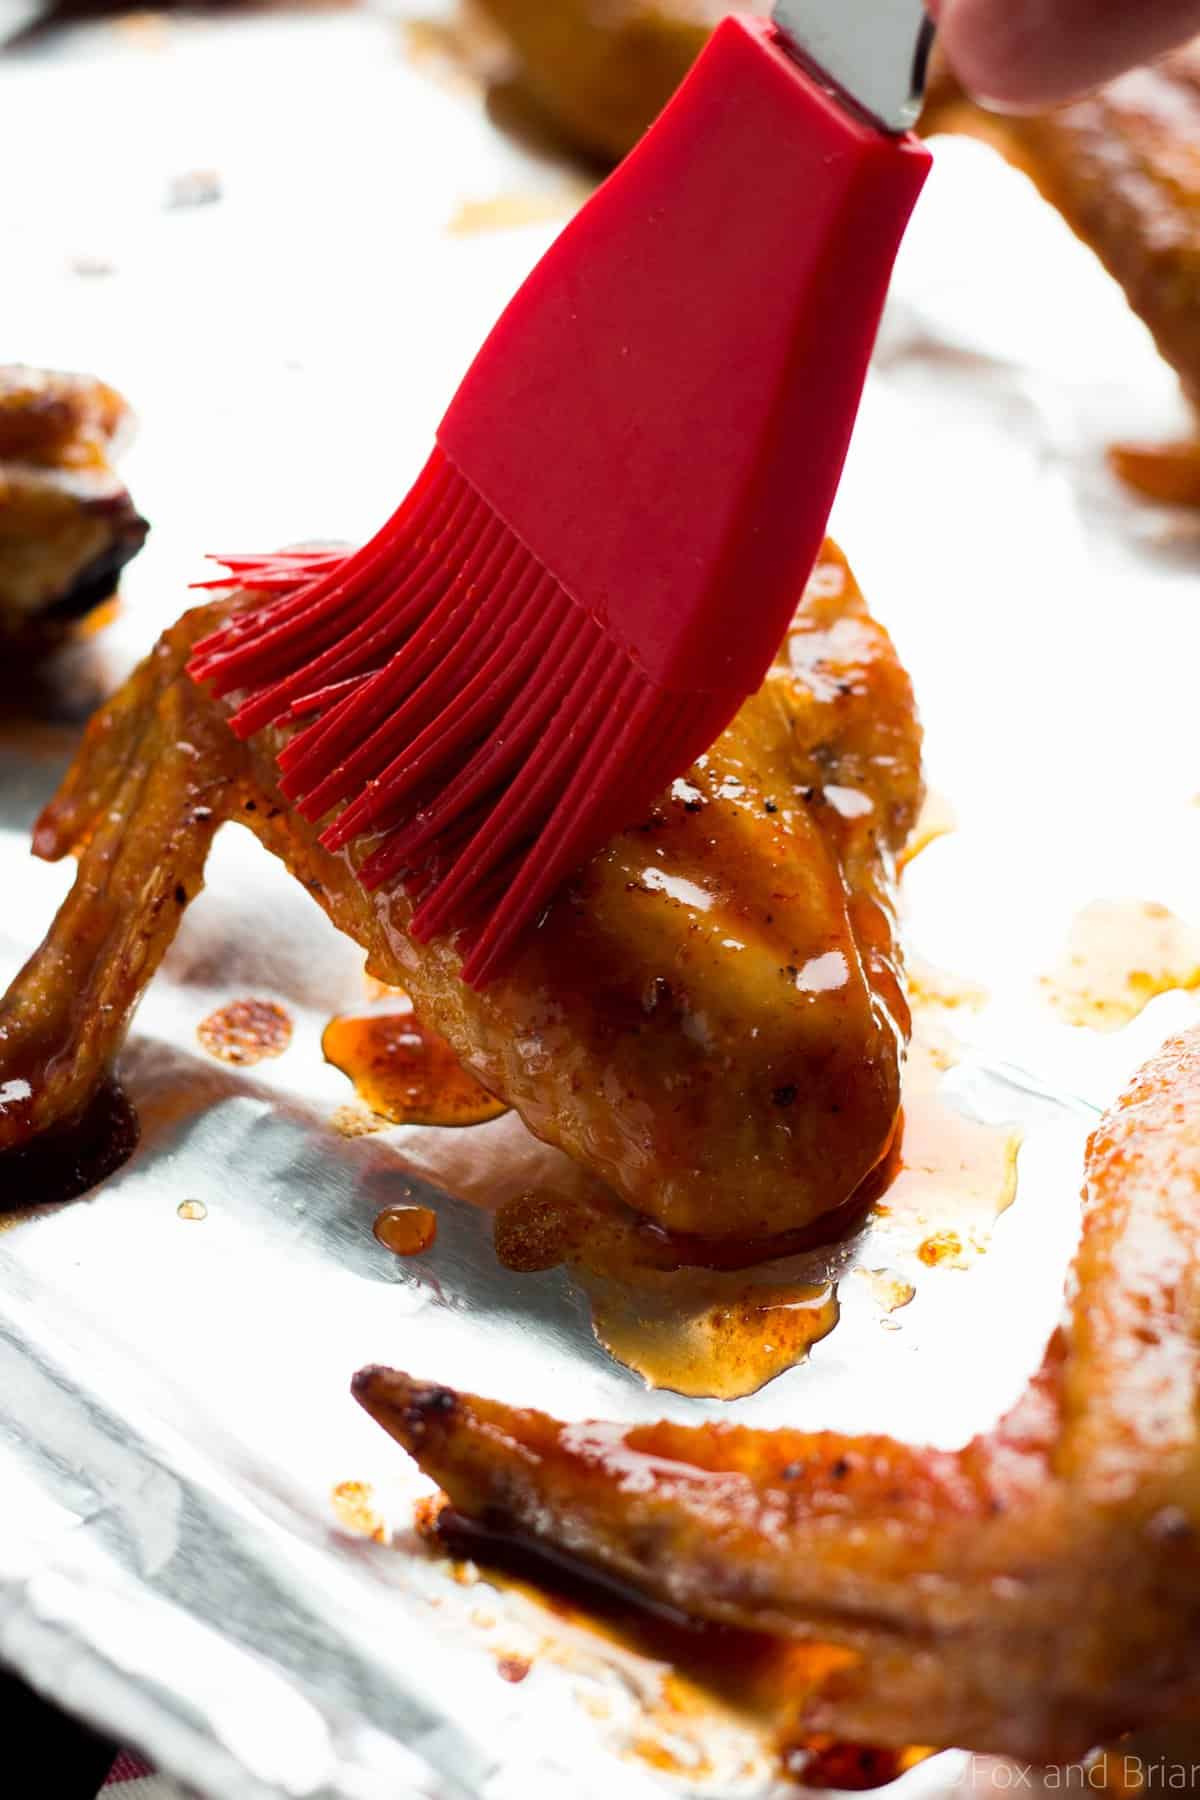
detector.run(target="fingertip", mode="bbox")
[933,0,1200,112]
[933,0,1059,112]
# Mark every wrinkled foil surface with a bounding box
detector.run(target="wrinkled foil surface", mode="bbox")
[1,4,1198,1795]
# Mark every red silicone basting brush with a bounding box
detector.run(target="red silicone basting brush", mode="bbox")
[189,3,934,986]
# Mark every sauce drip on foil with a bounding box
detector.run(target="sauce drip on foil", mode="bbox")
[586,1275,840,1401]
[1040,899,1200,1030]
[491,1184,845,1400]
[197,997,293,1066]
[323,1000,508,1128]
[373,1203,438,1256]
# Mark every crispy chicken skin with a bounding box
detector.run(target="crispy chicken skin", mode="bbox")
[0,543,921,1242]
[357,1025,1200,1762]
[0,365,148,640]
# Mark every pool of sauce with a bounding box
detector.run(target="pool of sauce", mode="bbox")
[197,996,293,1066]
[0,1078,139,1212]
[490,1178,863,1399]
[1040,898,1200,1030]
[323,999,509,1128]
[585,1274,839,1401]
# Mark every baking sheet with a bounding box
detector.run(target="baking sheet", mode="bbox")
[1,5,1199,1796]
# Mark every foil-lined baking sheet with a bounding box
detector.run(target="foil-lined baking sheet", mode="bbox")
[1,5,1198,1796]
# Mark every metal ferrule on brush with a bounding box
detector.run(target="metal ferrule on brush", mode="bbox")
[771,0,934,131]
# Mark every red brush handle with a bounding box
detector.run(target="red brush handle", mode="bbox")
[438,16,930,700]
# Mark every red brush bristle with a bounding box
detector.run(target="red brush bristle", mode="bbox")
[187,448,724,986]
[186,16,932,987]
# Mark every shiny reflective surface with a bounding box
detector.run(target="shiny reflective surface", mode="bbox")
[0,6,1198,1797]
[772,0,933,131]
[198,996,294,1067]
[374,1204,439,1257]
[323,1006,509,1130]
[585,1275,840,1401]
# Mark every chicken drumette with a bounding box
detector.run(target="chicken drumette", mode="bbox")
[0,541,921,1244]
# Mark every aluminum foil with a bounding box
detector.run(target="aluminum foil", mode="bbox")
[1,5,1198,1796]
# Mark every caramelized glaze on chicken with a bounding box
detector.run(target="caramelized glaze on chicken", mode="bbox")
[0,365,148,639]
[357,1025,1200,1762]
[0,542,921,1243]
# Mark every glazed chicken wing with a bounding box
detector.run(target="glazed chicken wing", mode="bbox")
[0,542,921,1243]
[356,1025,1200,1763]
[0,365,148,641]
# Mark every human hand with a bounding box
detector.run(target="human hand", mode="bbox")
[931,0,1200,109]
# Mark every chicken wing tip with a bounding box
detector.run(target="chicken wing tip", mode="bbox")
[350,1366,460,1449]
